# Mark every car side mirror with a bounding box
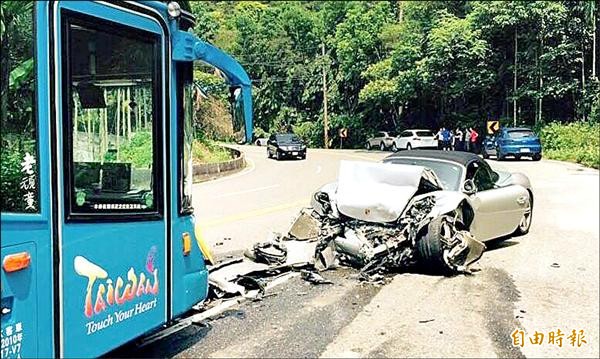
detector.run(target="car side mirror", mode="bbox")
[463,179,477,195]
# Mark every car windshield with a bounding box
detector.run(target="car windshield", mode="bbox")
[384,158,463,191]
[415,131,434,137]
[507,130,535,139]
[276,134,301,143]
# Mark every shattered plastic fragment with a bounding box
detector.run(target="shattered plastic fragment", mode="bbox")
[300,270,333,285]
[286,208,321,241]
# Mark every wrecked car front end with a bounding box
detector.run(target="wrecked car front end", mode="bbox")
[306,161,485,279]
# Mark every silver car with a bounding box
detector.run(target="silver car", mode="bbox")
[383,150,533,241]
[366,131,396,151]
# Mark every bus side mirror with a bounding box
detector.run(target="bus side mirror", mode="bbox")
[172,30,253,144]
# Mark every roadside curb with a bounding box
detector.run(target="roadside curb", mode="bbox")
[193,145,246,183]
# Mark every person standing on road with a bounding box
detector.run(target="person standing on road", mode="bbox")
[469,127,479,153]
[464,128,471,152]
[435,128,443,150]
[455,128,463,151]
[441,128,451,151]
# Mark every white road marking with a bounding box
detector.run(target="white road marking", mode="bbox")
[210,183,280,199]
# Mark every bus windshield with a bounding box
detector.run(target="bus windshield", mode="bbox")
[67,20,159,213]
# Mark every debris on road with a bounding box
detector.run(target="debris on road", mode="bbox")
[300,270,333,285]
[206,160,486,304]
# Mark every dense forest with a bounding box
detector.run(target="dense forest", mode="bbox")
[189,1,598,148]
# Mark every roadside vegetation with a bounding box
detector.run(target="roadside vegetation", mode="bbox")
[189,1,597,150]
[539,122,600,169]
[192,139,233,164]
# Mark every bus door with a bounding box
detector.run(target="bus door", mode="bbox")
[51,2,168,357]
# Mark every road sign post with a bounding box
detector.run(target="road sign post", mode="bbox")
[339,128,348,149]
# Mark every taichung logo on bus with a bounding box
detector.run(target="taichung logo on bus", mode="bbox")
[73,247,159,318]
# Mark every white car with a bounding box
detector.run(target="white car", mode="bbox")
[366,131,397,151]
[392,129,438,151]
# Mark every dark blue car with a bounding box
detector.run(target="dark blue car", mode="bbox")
[482,127,542,161]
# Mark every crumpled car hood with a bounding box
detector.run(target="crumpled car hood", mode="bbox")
[334,161,442,223]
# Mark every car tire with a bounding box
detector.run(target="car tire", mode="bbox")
[365,142,371,150]
[513,195,533,236]
[482,150,489,159]
[391,143,398,152]
[406,143,412,150]
[276,151,281,161]
[300,153,306,160]
[515,155,521,160]
[532,153,542,161]
[380,142,386,151]
[416,215,454,274]
[267,149,271,159]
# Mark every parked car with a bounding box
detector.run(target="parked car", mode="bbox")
[383,150,534,241]
[392,129,438,151]
[482,127,542,161]
[267,133,307,160]
[366,131,396,151]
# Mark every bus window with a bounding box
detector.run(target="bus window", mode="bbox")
[65,17,160,216]
[180,62,194,213]
[0,1,38,213]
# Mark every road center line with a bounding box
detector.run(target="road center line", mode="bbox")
[199,199,309,228]
[211,184,280,199]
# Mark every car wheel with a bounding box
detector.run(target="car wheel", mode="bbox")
[514,195,533,236]
[391,143,398,152]
[301,154,306,160]
[532,153,542,161]
[380,142,386,151]
[416,215,454,274]
[482,150,489,159]
[365,142,371,150]
[276,151,281,161]
[267,149,271,158]
[514,155,521,160]
[406,143,412,150]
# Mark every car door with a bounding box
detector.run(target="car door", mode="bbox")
[398,131,412,149]
[53,3,167,356]
[466,161,529,241]
[370,132,382,146]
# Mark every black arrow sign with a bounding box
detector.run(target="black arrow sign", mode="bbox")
[487,121,499,134]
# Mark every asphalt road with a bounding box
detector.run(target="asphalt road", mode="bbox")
[125,146,599,358]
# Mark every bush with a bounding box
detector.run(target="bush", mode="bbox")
[192,139,233,164]
[539,122,599,169]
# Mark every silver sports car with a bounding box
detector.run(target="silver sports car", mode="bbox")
[383,150,533,241]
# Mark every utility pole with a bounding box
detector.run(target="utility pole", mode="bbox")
[513,27,518,127]
[321,42,329,149]
[593,0,597,78]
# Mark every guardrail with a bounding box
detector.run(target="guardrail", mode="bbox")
[192,145,246,182]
